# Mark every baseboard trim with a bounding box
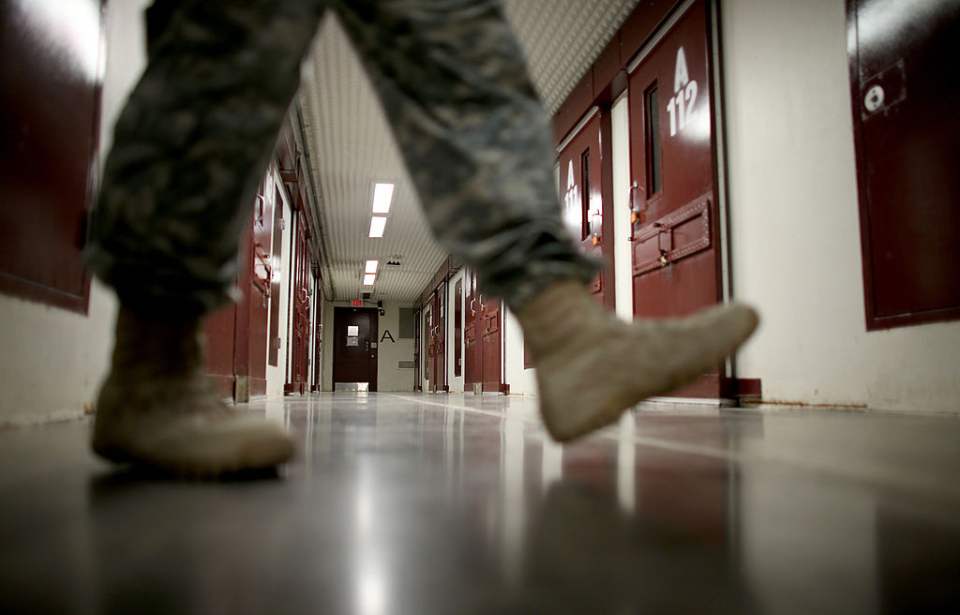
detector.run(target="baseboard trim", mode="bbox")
[721,378,762,402]
[0,408,88,430]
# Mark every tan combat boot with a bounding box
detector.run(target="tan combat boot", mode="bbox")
[517,282,759,442]
[92,307,294,477]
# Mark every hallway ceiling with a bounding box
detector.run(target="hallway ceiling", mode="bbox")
[297,0,640,304]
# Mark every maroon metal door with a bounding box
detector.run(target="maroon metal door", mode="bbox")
[204,303,237,399]
[333,307,378,390]
[286,212,311,394]
[427,287,446,392]
[559,111,606,303]
[312,273,322,392]
[223,213,269,402]
[413,307,422,391]
[204,181,274,400]
[628,0,722,398]
[454,279,463,378]
[848,0,960,329]
[464,272,482,389]
[480,294,503,393]
[0,0,104,312]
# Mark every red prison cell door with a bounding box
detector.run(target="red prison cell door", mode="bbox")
[463,270,503,393]
[480,293,503,393]
[628,0,724,398]
[848,0,960,329]
[427,287,447,392]
[286,211,311,395]
[559,109,606,304]
[203,183,274,401]
[463,272,482,391]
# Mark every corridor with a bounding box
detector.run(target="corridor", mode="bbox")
[1,394,958,614]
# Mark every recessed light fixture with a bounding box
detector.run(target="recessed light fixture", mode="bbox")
[372,182,394,214]
[365,260,379,274]
[369,216,387,238]
[363,273,376,286]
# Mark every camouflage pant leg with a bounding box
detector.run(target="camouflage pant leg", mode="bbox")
[85,0,327,314]
[334,0,599,310]
[87,0,598,315]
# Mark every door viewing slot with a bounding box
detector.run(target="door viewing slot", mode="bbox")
[581,150,592,240]
[645,83,662,197]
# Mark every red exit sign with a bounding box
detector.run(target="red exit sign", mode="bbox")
[352,299,362,307]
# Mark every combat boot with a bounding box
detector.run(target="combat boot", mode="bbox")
[92,307,294,477]
[517,281,759,442]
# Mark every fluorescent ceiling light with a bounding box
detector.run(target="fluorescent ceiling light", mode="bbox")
[369,216,387,238]
[363,273,376,286]
[365,260,379,274]
[372,182,394,214]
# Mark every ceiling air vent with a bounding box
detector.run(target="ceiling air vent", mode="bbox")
[362,292,372,300]
[385,257,402,268]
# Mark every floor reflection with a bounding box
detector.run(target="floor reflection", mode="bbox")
[0,393,958,613]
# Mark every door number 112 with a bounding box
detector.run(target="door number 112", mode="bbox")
[666,46,698,137]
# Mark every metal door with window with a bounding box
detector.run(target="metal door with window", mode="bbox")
[628,0,722,398]
[559,110,606,303]
[463,272,482,390]
[462,270,501,393]
[480,293,503,393]
[205,185,273,401]
[453,278,463,379]
[286,211,311,394]
[427,287,447,392]
[333,307,378,391]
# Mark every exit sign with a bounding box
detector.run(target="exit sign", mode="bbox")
[352,299,362,307]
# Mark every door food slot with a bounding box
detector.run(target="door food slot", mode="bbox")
[632,197,711,275]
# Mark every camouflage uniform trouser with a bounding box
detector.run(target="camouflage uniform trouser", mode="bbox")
[85,0,599,315]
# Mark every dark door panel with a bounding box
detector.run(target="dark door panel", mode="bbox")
[427,286,447,392]
[286,212,311,394]
[628,0,723,398]
[464,272,482,388]
[0,0,104,312]
[558,111,606,303]
[480,295,503,393]
[333,307,378,391]
[848,0,960,329]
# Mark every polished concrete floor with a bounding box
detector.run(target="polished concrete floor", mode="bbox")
[1,393,959,614]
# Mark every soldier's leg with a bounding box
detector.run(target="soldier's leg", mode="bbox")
[335,0,759,441]
[334,0,597,309]
[86,0,327,476]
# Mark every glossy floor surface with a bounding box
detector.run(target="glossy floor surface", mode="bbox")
[2,393,959,614]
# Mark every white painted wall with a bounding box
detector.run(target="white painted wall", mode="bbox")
[503,308,539,397]
[611,93,634,322]
[322,301,416,392]
[377,301,417,392]
[721,0,960,413]
[0,0,149,425]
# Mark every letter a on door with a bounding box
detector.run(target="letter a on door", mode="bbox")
[674,46,689,93]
